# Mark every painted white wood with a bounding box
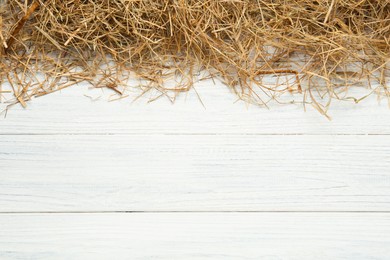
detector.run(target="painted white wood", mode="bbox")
[1,80,390,259]
[1,213,389,259]
[0,83,389,135]
[1,134,389,212]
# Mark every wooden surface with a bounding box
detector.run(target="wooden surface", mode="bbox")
[1,82,390,259]
[1,213,390,259]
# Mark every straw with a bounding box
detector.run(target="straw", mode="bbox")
[0,0,389,113]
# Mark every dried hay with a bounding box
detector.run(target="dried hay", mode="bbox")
[0,0,389,114]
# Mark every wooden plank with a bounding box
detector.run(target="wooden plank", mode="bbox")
[0,213,389,259]
[1,83,389,135]
[1,135,389,212]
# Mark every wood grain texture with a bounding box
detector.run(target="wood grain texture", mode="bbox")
[1,213,390,259]
[1,84,389,135]
[1,134,389,212]
[1,83,390,259]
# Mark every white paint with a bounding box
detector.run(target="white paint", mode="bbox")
[0,135,389,212]
[1,213,390,259]
[0,83,389,135]
[1,81,390,259]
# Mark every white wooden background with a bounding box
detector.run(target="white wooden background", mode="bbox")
[1,81,390,259]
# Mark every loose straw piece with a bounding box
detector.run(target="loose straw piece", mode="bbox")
[5,0,41,51]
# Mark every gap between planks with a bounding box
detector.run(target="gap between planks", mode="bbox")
[1,133,390,136]
[1,211,390,215]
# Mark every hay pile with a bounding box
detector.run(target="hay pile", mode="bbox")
[0,0,389,113]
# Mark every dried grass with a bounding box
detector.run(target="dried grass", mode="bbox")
[0,0,389,114]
